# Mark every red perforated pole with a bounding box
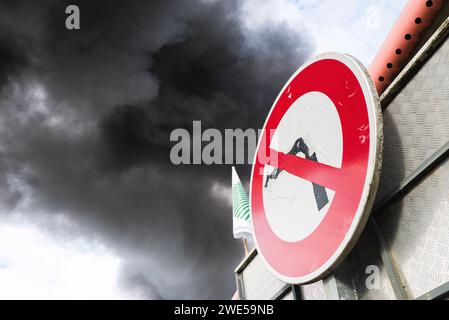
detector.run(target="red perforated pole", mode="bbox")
[369,0,447,95]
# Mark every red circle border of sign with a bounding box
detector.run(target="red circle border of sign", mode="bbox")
[250,53,382,284]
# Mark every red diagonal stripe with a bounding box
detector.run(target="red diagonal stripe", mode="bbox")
[265,149,343,191]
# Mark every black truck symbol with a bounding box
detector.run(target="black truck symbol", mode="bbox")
[264,137,329,211]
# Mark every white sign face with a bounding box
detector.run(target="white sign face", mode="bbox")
[263,91,342,242]
[251,52,383,284]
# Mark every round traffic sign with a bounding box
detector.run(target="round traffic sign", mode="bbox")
[250,52,382,284]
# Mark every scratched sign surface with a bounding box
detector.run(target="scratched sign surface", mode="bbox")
[250,53,383,284]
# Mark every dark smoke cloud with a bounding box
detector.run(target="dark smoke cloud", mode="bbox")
[0,0,313,298]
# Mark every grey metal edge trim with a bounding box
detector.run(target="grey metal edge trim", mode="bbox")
[416,281,449,300]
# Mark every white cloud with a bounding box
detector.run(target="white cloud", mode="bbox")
[0,216,137,299]
[240,0,407,66]
[210,182,232,206]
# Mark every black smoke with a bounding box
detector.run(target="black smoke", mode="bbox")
[0,0,313,298]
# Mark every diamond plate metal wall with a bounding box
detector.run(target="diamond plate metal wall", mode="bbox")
[378,162,449,298]
[241,253,286,300]
[376,36,449,202]
[376,31,449,298]
[300,281,326,300]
